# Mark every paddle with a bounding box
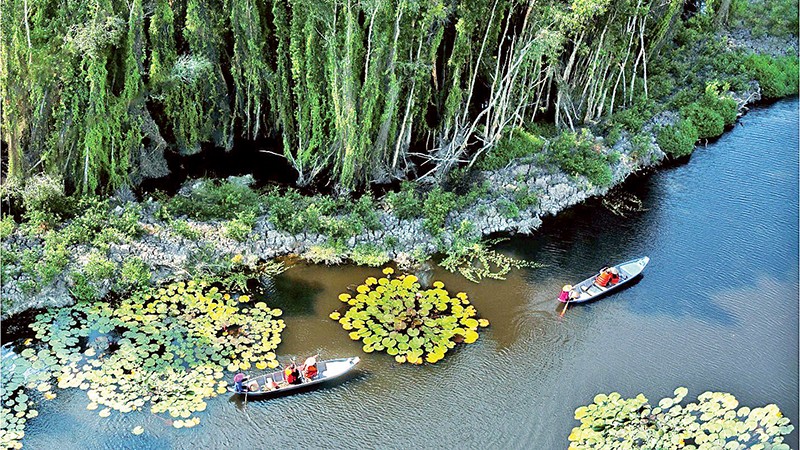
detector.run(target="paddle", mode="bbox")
[560,297,571,317]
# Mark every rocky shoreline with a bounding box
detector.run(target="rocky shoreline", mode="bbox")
[0,81,768,320]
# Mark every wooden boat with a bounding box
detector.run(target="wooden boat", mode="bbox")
[559,256,650,304]
[229,357,360,397]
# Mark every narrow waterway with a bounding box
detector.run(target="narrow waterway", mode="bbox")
[14,98,799,449]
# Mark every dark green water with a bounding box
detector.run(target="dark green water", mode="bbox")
[13,98,799,449]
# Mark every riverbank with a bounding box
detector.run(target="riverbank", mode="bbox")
[1,23,797,319]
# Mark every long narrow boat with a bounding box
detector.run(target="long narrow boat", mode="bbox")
[559,256,650,304]
[229,357,360,398]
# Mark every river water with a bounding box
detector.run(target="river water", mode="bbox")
[15,98,799,449]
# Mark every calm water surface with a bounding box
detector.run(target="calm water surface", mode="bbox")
[16,98,799,449]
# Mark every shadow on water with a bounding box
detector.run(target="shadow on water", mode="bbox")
[261,274,323,316]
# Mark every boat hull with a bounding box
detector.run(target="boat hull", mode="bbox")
[229,357,360,398]
[558,256,649,305]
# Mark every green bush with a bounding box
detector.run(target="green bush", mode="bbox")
[610,98,654,133]
[223,210,257,241]
[171,219,202,240]
[657,118,699,157]
[385,182,421,220]
[513,186,538,210]
[69,272,98,301]
[0,216,16,239]
[477,128,544,170]
[167,179,262,221]
[457,180,491,209]
[745,54,800,99]
[350,243,390,267]
[498,199,520,219]
[350,194,382,231]
[265,187,306,233]
[549,129,614,187]
[40,233,71,284]
[680,103,724,139]
[423,187,457,235]
[604,124,623,147]
[84,251,116,282]
[700,81,738,126]
[629,133,653,160]
[21,174,72,227]
[118,257,151,292]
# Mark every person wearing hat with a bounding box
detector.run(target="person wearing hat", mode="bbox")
[608,267,620,285]
[301,355,318,380]
[233,373,247,393]
[559,285,573,302]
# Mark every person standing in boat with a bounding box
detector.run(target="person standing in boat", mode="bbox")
[559,285,573,302]
[233,373,247,393]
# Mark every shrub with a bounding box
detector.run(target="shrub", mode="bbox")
[167,179,261,221]
[610,98,654,133]
[350,244,390,267]
[745,54,800,99]
[303,241,347,265]
[657,118,699,157]
[513,186,539,210]
[384,182,421,220]
[422,187,457,235]
[457,180,491,209]
[223,210,257,241]
[69,272,98,301]
[265,187,307,233]
[21,174,71,227]
[84,251,116,282]
[630,133,653,160]
[171,219,202,240]
[549,129,614,187]
[118,257,151,292]
[700,81,738,126]
[0,216,16,239]
[39,233,70,284]
[604,124,623,147]
[498,199,520,219]
[110,203,143,238]
[350,194,382,231]
[477,128,545,170]
[680,103,724,139]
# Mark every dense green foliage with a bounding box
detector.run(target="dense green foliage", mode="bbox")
[476,129,545,171]
[2,0,729,192]
[164,180,262,221]
[549,130,614,187]
[680,103,725,140]
[569,388,794,449]
[658,118,699,157]
[745,54,800,99]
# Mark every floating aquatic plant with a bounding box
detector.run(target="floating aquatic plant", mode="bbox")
[439,239,542,283]
[6,279,284,442]
[331,267,488,364]
[568,387,794,449]
[1,349,51,449]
